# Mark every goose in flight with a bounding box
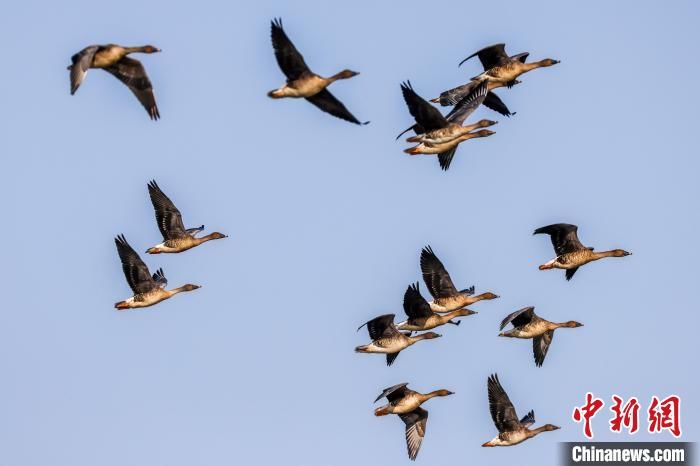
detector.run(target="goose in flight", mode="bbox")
[374,383,453,460]
[398,80,495,170]
[464,43,559,87]
[534,223,631,280]
[114,235,200,310]
[68,44,161,119]
[498,306,583,367]
[432,43,559,116]
[146,180,227,254]
[420,246,498,312]
[395,282,476,331]
[483,373,560,447]
[268,18,367,125]
[355,314,441,366]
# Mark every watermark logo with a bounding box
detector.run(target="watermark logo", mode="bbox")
[572,393,682,439]
[561,442,692,465]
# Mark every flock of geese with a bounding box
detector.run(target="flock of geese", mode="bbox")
[355,234,629,459]
[113,181,226,310]
[66,18,632,462]
[67,19,560,171]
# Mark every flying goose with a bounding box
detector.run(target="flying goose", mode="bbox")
[398,80,495,170]
[396,282,476,331]
[68,44,161,119]
[114,235,200,310]
[498,306,583,366]
[267,18,367,125]
[463,43,559,87]
[374,383,453,460]
[483,373,559,447]
[355,314,441,366]
[533,223,631,280]
[420,246,498,312]
[146,180,227,254]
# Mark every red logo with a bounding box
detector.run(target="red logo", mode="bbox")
[572,392,605,439]
[572,394,682,438]
[648,395,681,438]
[609,395,640,434]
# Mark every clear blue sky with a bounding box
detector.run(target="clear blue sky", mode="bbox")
[1,0,698,465]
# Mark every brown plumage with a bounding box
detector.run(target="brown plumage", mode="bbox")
[420,246,499,312]
[399,81,495,170]
[145,180,227,254]
[67,44,161,119]
[483,373,560,447]
[267,18,367,125]
[355,314,441,366]
[534,223,631,280]
[498,306,583,367]
[462,43,559,86]
[373,383,453,461]
[396,282,476,331]
[113,235,200,310]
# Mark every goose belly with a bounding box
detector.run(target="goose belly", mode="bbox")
[396,317,439,331]
[133,291,169,308]
[508,327,542,339]
[374,337,409,353]
[287,75,328,97]
[430,296,467,313]
[360,342,393,353]
[391,396,422,414]
[423,139,461,153]
[164,238,197,252]
[559,250,595,268]
[486,64,521,82]
[421,126,465,144]
[500,430,529,445]
[92,47,125,68]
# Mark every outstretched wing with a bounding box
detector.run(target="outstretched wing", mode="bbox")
[533,330,554,367]
[114,234,158,295]
[565,268,580,281]
[401,81,448,132]
[483,91,515,117]
[357,314,397,341]
[437,148,457,171]
[533,223,586,255]
[510,52,530,63]
[399,408,428,461]
[69,45,99,95]
[151,268,168,288]
[386,352,400,367]
[403,283,433,319]
[270,18,311,81]
[487,373,521,433]
[520,410,535,428]
[305,89,368,125]
[460,43,509,70]
[435,81,476,107]
[104,57,160,120]
[500,306,536,330]
[374,383,409,403]
[445,79,489,126]
[147,180,187,240]
[420,246,459,299]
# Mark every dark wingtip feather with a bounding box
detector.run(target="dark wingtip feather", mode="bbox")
[149,106,160,121]
[420,245,435,260]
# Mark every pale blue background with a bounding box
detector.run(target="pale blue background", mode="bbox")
[0,1,697,465]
